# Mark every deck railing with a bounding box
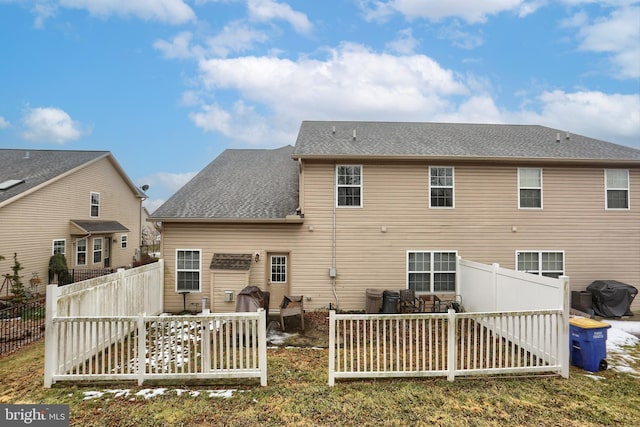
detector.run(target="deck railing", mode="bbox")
[44,310,267,387]
[328,309,567,385]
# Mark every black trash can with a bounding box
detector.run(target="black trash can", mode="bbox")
[382,290,399,314]
[365,288,383,313]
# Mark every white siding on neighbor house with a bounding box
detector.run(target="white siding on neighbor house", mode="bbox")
[161,160,640,313]
[0,157,142,294]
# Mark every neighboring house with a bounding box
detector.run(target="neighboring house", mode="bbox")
[0,149,146,294]
[151,122,640,314]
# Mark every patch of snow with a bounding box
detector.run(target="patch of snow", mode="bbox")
[83,391,104,400]
[136,388,167,399]
[206,389,237,398]
[584,374,605,381]
[267,331,297,345]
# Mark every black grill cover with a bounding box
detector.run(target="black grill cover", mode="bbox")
[586,280,637,317]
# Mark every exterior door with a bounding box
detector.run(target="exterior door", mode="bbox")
[267,253,290,310]
[104,237,111,268]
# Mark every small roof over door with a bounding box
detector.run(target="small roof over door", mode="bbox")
[210,253,253,271]
[70,220,130,235]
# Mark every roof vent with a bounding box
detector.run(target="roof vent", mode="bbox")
[332,126,336,134]
[556,133,561,143]
[0,179,25,191]
[353,129,356,140]
[23,151,30,159]
[565,132,570,140]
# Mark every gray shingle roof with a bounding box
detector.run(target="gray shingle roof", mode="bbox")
[151,146,299,220]
[209,253,253,271]
[292,121,640,161]
[0,149,112,205]
[70,220,130,234]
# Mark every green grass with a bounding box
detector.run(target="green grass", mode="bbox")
[1,340,639,426]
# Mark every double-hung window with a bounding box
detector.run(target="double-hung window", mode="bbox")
[121,235,128,249]
[336,165,362,207]
[77,239,87,266]
[52,239,66,255]
[93,238,103,264]
[407,251,457,293]
[429,167,454,208]
[90,192,100,217]
[516,251,564,278]
[605,169,629,209]
[176,249,201,292]
[518,168,542,209]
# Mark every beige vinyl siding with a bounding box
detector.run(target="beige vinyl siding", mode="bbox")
[0,157,141,294]
[161,160,640,313]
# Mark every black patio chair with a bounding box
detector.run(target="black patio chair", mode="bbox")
[399,289,424,313]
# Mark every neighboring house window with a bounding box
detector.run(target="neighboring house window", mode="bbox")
[518,168,542,209]
[176,249,201,292]
[605,169,629,209]
[429,167,454,208]
[90,192,100,217]
[93,238,103,264]
[52,239,66,255]
[121,235,128,249]
[516,251,564,278]
[407,251,457,293]
[270,255,287,283]
[336,165,362,207]
[77,239,87,266]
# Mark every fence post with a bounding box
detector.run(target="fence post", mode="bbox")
[492,263,500,311]
[560,276,570,378]
[258,309,267,386]
[44,284,60,388]
[447,309,456,382]
[137,313,146,386]
[328,310,336,386]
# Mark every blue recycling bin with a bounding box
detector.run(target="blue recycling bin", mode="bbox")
[569,318,611,372]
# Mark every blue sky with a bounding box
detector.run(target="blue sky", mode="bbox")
[0,0,638,212]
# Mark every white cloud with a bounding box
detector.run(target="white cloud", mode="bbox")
[21,107,88,143]
[154,32,201,60]
[439,21,485,49]
[0,116,10,128]
[575,6,640,78]
[205,21,269,57]
[248,0,313,34]
[26,0,196,25]
[512,90,640,146]
[188,43,473,144]
[361,0,535,23]
[139,171,198,209]
[385,28,420,54]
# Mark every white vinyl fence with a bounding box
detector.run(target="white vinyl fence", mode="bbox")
[44,311,267,387]
[329,258,571,385]
[328,309,566,385]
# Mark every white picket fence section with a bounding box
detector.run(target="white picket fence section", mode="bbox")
[44,311,267,387]
[329,259,571,385]
[328,309,566,385]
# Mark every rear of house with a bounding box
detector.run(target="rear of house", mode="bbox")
[152,122,640,314]
[0,150,145,294]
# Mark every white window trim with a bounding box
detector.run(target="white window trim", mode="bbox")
[406,250,458,294]
[515,250,565,277]
[121,234,128,249]
[52,239,66,255]
[90,192,100,217]
[605,169,630,210]
[175,249,202,293]
[518,168,543,209]
[429,166,455,209]
[93,237,103,264]
[336,164,363,208]
[76,238,87,266]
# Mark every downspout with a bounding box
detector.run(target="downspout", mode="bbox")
[332,162,339,310]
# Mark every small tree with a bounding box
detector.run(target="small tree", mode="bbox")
[49,253,71,285]
[8,253,29,304]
